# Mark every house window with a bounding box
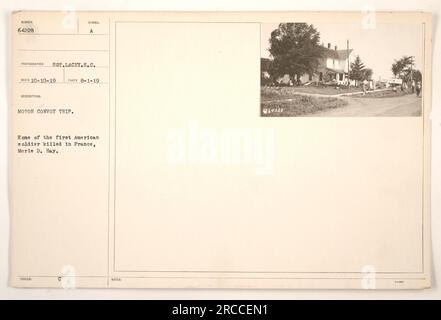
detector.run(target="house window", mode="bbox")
[327,59,332,68]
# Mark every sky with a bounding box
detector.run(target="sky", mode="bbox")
[261,22,423,80]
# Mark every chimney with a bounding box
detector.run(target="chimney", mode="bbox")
[335,45,338,50]
[327,43,331,49]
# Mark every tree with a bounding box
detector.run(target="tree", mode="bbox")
[268,23,323,83]
[391,56,416,82]
[391,59,404,78]
[412,69,422,82]
[363,68,373,81]
[260,58,273,85]
[349,55,366,86]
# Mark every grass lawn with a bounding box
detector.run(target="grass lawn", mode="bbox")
[261,85,361,101]
[261,95,347,117]
[352,89,414,98]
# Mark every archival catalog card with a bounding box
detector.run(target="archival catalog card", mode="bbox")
[9,11,432,289]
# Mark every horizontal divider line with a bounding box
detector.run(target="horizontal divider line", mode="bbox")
[18,33,109,36]
[19,49,109,52]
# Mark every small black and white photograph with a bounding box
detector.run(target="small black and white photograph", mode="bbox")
[261,22,424,117]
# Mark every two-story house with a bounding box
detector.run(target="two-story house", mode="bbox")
[299,43,354,85]
[262,43,355,86]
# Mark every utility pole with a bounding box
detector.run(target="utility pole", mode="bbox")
[347,39,350,89]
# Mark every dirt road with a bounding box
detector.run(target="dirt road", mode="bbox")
[311,94,422,117]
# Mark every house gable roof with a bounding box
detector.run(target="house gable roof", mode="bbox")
[321,47,353,60]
